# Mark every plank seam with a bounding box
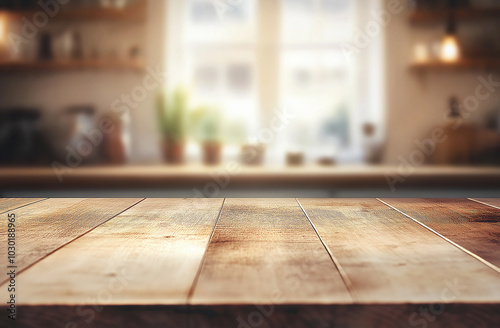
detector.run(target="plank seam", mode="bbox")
[4,198,146,284]
[296,198,358,302]
[468,198,500,210]
[376,198,500,276]
[186,198,226,303]
[0,198,50,216]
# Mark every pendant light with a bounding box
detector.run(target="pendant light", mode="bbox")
[440,1,460,62]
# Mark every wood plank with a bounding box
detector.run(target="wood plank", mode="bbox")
[298,198,500,303]
[13,303,500,328]
[471,198,500,209]
[10,198,223,305]
[17,306,187,328]
[0,198,46,214]
[381,198,500,269]
[0,198,142,285]
[188,304,500,328]
[191,198,352,305]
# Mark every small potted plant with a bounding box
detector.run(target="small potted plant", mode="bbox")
[190,106,223,165]
[156,88,188,164]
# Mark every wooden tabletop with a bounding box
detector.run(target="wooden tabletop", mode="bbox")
[1,198,500,327]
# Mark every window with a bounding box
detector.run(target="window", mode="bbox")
[166,0,384,164]
[279,0,384,163]
[167,0,258,161]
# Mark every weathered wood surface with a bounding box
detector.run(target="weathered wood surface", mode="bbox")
[380,198,500,269]
[16,306,188,328]
[190,198,352,304]
[0,198,46,214]
[188,304,500,328]
[472,198,500,209]
[0,198,499,328]
[299,198,500,303]
[0,198,143,285]
[15,198,223,305]
[10,304,500,328]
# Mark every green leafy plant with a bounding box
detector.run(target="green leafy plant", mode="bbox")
[156,87,189,143]
[190,105,223,143]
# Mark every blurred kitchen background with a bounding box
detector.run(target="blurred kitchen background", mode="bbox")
[1,0,500,197]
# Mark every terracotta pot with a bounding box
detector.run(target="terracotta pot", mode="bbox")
[286,151,304,166]
[102,115,126,165]
[162,140,185,164]
[202,141,222,165]
[240,143,265,165]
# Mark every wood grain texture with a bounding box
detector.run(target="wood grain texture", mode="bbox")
[299,198,500,303]
[0,198,142,287]
[381,198,500,268]
[191,198,352,305]
[14,306,187,328]
[13,198,223,305]
[0,198,46,214]
[6,304,500,328]
[2,198,500,328]
[188,304,500,328]
[472,198,500,209]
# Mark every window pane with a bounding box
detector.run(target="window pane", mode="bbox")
[186,0,257,44]
[282,0,355,45]
[280,0,359,162]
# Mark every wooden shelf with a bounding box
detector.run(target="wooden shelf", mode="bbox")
[0,2,146,22]
[410,58,500,71]
[0,59,145,71]
[1,165,500,190]
[410,7,500,25]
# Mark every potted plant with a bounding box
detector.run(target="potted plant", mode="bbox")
[190,106,223,165]
[156,88,189,164]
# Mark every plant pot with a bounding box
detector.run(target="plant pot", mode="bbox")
[286,151,304,166]
[240,143,265,165]
[102,115,127,165]
[202,141,222,165]
[162,140,185,164]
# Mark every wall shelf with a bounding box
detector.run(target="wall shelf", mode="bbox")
[0,59,145,72]
[410,58,500,72]
[410,7,500,25]
[0,2,146,22]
